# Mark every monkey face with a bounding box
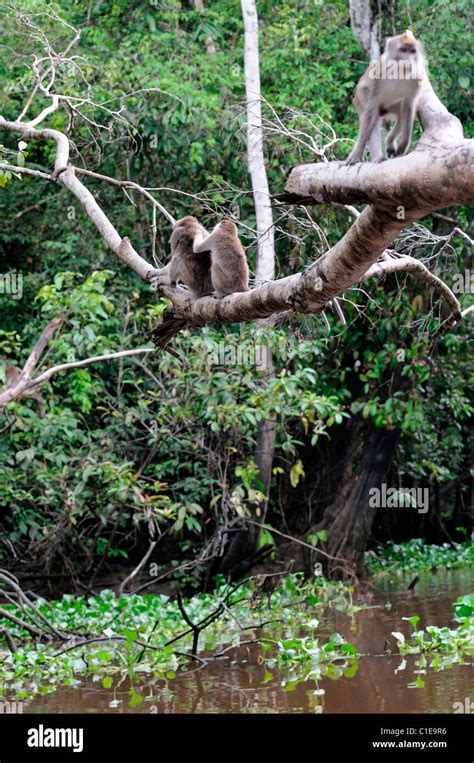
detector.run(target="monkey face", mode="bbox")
[386,31,420,62]
[397,42,418,56]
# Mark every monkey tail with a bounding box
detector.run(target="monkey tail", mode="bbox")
[148,312,186,359]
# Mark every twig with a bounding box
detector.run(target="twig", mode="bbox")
[117,539,158,597]
[245,520,347,562]
[176,589,200,656]
[0,606,44,638]
[0,625,17,653]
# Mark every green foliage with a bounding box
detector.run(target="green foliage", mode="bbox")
[0,0,472,572]
[366,539,474,574]
[391,595,474,668]
[263,625,359,689]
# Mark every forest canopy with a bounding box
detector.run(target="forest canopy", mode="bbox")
[0,0,472,583]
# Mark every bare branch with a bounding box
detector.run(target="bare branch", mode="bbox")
[0,162,52,181]
[26,348,156,389]
[74,167,176,226]
[362,255,462,318]
[26,93,59,128]
[0,116,69,179]
[1,344,154,411]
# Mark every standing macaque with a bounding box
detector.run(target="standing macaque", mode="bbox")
[345,30,426,165]
[193,220,250,297]
[149,216,213,297]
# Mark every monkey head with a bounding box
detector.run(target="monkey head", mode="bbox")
[170,216,203,251]
[213,220,238,236]
[385,30,421,61]
[173,215,200,231]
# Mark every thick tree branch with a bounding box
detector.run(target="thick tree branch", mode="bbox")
[1,72,472,335]
[280,80,473,210]
[0,116,69,179]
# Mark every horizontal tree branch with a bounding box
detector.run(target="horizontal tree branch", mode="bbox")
[27,347,155,389]
[0,345,155,410]
[0,162,52,181]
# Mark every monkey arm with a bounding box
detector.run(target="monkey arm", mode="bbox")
[149,255,189,290]
[193,230,215,253]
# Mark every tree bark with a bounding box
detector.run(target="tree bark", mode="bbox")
[349,0,380,60]
[241,0,276,526]
[311,424,401,578]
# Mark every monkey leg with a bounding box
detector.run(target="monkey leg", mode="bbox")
[393,101,416,156]
[385,120,403,157]
[148,264,173,289]
[368,118,382,161]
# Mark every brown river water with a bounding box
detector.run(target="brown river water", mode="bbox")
[19,569,474,714]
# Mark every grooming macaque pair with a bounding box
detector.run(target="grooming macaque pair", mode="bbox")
[151,216,249,298]
[345,30,426,165]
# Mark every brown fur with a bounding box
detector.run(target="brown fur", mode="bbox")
[193,220,249,298]
[345,31,425,165]
[150,216,213,297]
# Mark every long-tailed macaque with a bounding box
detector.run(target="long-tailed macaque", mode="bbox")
[149,216,213,297]
[193,220,249,297]
[345,30,426,166]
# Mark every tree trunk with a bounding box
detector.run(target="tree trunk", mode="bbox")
[254,345,276,523]
[349,0,380,60]
[311,424,401,578]
[241,0,276,526]
[192,0,217,55]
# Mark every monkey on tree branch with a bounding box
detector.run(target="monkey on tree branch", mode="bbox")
[150,217,249,299]
[0,30,473,374]
[345,30,426,165]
